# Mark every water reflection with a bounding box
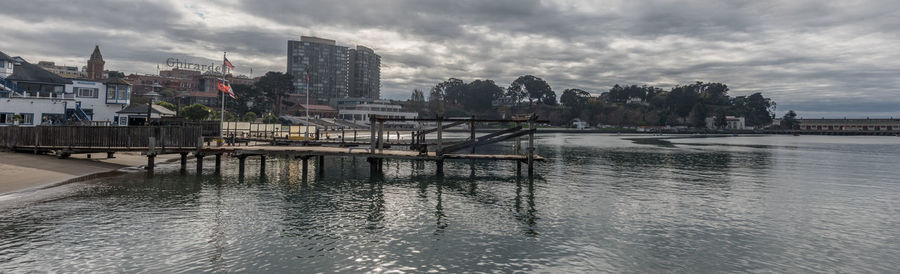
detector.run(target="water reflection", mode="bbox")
[2,135,899,272]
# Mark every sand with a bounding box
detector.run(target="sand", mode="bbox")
[0,151,180,195]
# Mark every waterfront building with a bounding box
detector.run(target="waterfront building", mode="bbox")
[348,45,380,99]
[705,116,747,130]
[182,91,219,108]
[115,104,176,126]
[0,49,131,126]
[287,36,350,104]
[797,118,900,131]
[278,93,317,116]
[297,104,338,118]
[335,98,418,127]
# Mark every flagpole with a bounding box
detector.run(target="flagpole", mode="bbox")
[221,52,226,141]
[305,68,310,140]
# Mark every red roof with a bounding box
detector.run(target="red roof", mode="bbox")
[186,91,219,98]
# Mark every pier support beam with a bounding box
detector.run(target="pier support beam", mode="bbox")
[259,155,266,172]
[317,155,325,177]
[238,155,246,176]
[180,152,188,172]
[196,153,205,174]
[436,159,444,176]
[146,154,156,172]
[215,154,222,173]
[301,156,309,178]
[527,117,535,177]
[368,157,382,176]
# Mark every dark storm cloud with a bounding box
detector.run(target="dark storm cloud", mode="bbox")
[2,0,899,117]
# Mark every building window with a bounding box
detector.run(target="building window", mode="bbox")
[107,86,117,99]
[76,87,99,98]
[20,113,34,124]
[118,86,128,100]
[0,113,12,124]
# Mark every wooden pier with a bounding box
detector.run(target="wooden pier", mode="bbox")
[0,115,546,178]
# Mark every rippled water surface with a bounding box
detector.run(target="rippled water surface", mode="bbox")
[2,134,899,272]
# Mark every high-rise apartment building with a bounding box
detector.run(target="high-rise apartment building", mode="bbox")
[287,36,350,104]
[349,45,381,99]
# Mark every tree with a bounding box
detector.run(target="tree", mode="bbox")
[508,75,556,106]
[256,72,294,116]
[666,84,701,122]
[714,113,727,129]
[781,110,799,129]
[560,88,590,107]
[181,104,210,121]
[735,92,775,127]
[462,79,504,113]
[243,112,257,122]
[262,114,280,124]
[411,89,425,103]
[158,88,176,98]
[156,101,177,111]
[432,78,466,105]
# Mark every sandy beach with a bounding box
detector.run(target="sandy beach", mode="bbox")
[0,151,181,195]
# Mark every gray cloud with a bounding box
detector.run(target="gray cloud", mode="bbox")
[1,0,899,117]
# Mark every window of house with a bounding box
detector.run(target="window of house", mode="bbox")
[0,113,12,124]
[118,86,128,100]
[107,86,117,99]
[20,113,33,124]
[76,87,99,98]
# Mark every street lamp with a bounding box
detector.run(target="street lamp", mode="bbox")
[144,90,160,126]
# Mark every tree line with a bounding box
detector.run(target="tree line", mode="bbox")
[408,76,779,128]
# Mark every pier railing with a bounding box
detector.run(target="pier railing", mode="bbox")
[0,126,202,150]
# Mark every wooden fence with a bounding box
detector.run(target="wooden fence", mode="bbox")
[0,126,202,150]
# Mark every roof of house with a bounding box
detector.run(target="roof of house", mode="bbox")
[0,51,12,61]
[186,91,219,98]
[7,60,73,85]
[299,104,337,111]
[104,77,131,85]
[116,104,177,116]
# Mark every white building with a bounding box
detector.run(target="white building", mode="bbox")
[0,51,131,126]
[334,98,418,127]
[705,116,747,130]
[64,78,131,124]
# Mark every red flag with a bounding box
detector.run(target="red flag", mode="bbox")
[217,79,236,99]
[224,56,235,69]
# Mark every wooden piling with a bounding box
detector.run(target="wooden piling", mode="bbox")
[527,117,535,176]
[238,155,246,176]
[436,159,444,176]
[469,115,476,153]
[317,155,325,176]
[146,154,156,171]
[180,152,188,172]
[377,121,385,153]
[260,155,266,171]
[196,153,204,174]
[215,153,222,173]
[436,117,443,155]
[301,156,309,177]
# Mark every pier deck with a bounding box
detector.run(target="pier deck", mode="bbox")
[0,115,546,177]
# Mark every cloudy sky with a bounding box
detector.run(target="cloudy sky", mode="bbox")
[2,0,898,117]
